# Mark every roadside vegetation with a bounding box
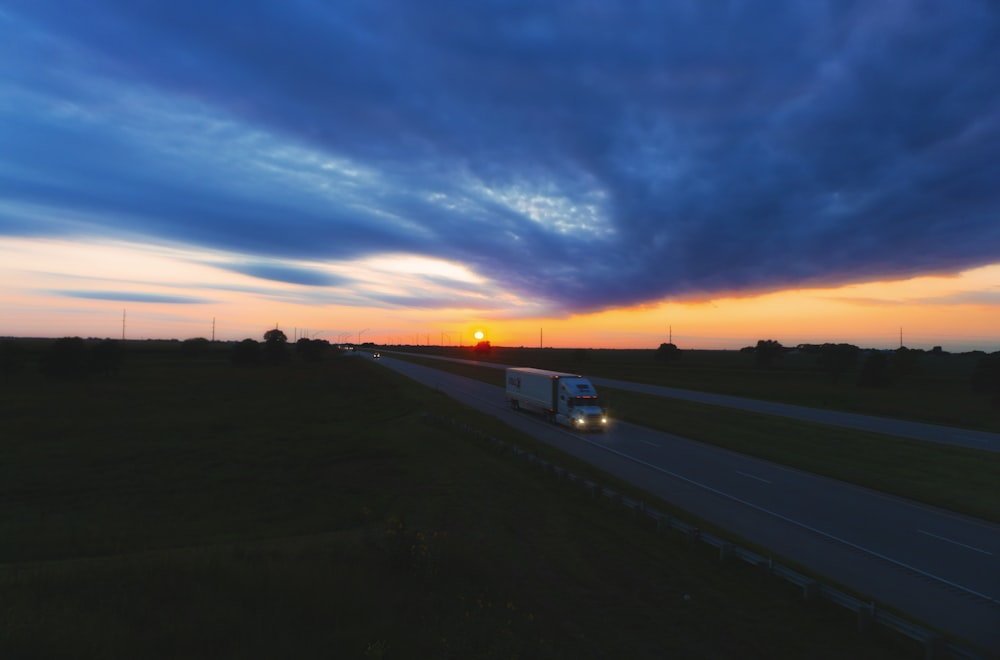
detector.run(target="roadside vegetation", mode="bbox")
[0,337,919,658]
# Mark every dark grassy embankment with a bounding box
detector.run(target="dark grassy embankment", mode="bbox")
[0,344,918,658]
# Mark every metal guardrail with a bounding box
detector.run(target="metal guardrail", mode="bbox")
[420,413,990,659]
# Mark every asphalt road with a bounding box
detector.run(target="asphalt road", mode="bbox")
[372,353,1000,653]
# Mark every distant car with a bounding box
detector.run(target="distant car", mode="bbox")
[373,352,381,359]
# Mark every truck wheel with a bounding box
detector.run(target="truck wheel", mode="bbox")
[510,399,520,410]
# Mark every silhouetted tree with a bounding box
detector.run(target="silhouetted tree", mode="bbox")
[654,342,682,364]
[181,337,211,359]
[263,328,289,364]
[858,351,891,388]
[231,338,261,366]
[473,340,492,355]
[891,346,920,377]
[264,329,287,344]
[296,337,329,363]
[754,339,784,368]
[91,339,122,376]
[40,337,90,379]
[816,343,859,382]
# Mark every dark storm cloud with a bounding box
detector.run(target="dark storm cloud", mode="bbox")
[2,1,999,314]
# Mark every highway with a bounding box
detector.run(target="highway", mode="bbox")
[392,351,1000,452]
[372,353,1000,653]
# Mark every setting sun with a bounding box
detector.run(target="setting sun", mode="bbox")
[474,330,485,341]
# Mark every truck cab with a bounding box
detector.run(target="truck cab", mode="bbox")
[506,367,609,431]
[557,378,608,431]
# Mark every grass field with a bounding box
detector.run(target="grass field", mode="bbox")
[0,342,921,658]
[388,350,1000,524]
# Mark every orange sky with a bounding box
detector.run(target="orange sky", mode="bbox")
[469,268,1000,351]
[1,237,997,352]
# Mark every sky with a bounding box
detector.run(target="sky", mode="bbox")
[1,1,999,351]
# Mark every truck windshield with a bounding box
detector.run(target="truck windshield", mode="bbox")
[571,397,602,408]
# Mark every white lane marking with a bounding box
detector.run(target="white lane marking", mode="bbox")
[638,438,660,447]
[918,530,994,556]
[736,470,772,484]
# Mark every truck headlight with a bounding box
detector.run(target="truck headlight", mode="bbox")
[576,418,585,425]
[601,417,608,424]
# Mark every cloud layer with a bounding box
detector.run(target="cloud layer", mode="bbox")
[2,1,999,316]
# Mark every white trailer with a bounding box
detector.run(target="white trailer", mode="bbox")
[505,367,609,431]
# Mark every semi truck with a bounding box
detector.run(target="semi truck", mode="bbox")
[505,367,609,431]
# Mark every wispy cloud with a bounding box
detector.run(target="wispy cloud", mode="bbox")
[222,262,347,287]
[913,290,1000,306]
[56,290,210,305]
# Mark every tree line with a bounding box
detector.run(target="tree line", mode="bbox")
[0,329,338,380]
[3,333,999,406]
[654,339,1000,403]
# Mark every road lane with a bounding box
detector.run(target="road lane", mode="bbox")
[608,421,999,603]
[375,353,1000,652]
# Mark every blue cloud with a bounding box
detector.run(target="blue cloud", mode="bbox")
[223,262,347,287]
[57,291,210,304]
[2,1,999,314]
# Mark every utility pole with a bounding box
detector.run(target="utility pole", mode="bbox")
[540,328,543,349]
[212,317,216,342]
[122,309,126,341]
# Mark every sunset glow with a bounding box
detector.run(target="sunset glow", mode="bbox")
[1,235,996,351]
